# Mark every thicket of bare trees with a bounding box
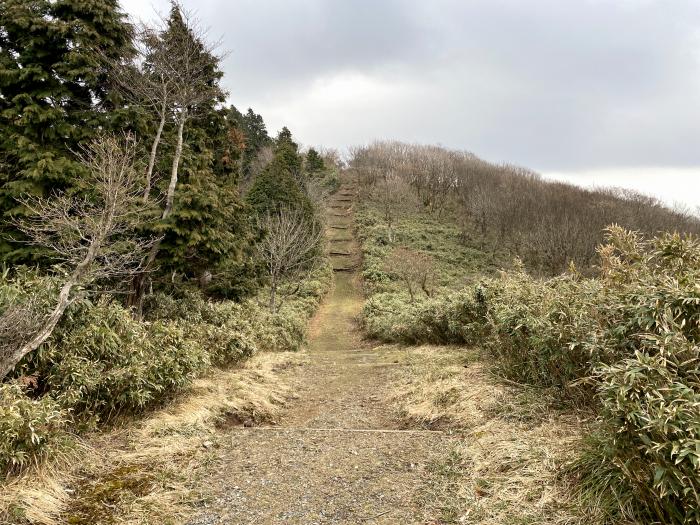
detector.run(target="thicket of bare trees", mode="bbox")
[256,208,323,313]
[352,141,700,275]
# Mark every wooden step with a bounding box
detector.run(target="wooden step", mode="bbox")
[330,251,352,256]
[329,238,353,243]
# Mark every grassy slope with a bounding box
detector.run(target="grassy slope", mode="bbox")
[356,198,590,524]
[356,204,507,296]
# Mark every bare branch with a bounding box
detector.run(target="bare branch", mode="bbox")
[0,134,155,379]
[256,208,323,313]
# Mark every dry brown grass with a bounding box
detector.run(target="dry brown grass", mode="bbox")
[388,346,499,429]
[387,345,595,525]
[0,351,306,525]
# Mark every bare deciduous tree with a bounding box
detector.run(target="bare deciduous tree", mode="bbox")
[383,246,435,302]
[377,171,412,243]
[106,25,177,202]
[0,135,154,380]
[126,4,226,315]
[240,145,274,197]
[256,208,322,313]
[351,141,700,276]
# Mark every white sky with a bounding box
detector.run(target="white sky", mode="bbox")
[119,0,700,208]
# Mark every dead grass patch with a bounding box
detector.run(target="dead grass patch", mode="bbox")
[387,345,596,524]
[388,345,499,429]
[0,351,306,525]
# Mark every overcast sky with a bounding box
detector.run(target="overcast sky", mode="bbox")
[120,0,700,208]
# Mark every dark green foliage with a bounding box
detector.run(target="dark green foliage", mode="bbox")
[0,0,134,263]
[245,127,314,220]
[305,148,325,175]
[274,126,303,180]
[137,41,255,293]
[245,166,313,218]
[228,106,272,178]
[0,0,330,480]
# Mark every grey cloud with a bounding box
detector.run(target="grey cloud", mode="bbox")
[122,0,700,174]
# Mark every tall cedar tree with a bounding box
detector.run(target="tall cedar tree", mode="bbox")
[135,5,258,299]
[0,0,134,263]
[227,106,272,179]
[246,127,314,221]
[306,148,325,175]
[156,106,259,298]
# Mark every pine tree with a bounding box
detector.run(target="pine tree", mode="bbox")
[306,148,325,175]
[246,128,314,221]
[0,0,133,263]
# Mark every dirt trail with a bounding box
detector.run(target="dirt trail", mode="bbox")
[189,176,454,525]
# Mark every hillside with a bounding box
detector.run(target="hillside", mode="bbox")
[1,2,699,522]
[351,143,700,524]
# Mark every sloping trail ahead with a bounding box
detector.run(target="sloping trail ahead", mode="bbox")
[190,176,454,524]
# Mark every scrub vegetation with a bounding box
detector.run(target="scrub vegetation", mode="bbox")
[0,0,335,503]
[353,142,700,524]
[2,2,699,524]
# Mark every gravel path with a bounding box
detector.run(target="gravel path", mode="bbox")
[187,179,455,524]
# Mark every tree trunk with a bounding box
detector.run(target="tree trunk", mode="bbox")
[143,105,167,202]
[406,279,415,303]
[0,279,76,380]
[421,276,431,297]
[128,111,187,317]
[164,112,186,219]
[269,280,277,313]
[1,221,109,377]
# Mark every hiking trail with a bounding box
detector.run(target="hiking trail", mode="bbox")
[189,175,455,524]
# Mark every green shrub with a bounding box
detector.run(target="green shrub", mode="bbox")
[593,342,700,524]
[482,266,607,401]
[361,286,489,345]
[359,212,700,522]
[0,255,331,473]
[17,299,210,418]
[191,323,257,366]
[0,382,66,472]
[576,229,700,524]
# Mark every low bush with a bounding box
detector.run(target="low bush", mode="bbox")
[0,382,66,472]
[14,299,210,419]
[0,256,332,474]
[578,230,700,524]
[359,207,700,522]
[362,288,488,345]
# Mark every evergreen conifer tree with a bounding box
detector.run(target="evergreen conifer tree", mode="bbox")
[0,0,133,263]
[246,128,313,220]
[306,148,325,175]
[228,106,272,178]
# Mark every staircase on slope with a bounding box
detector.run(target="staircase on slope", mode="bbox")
[327,180,358,273]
